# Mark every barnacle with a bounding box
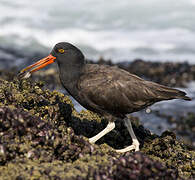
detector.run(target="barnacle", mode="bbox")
[0,78,194,179]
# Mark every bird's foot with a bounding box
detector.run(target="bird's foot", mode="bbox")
[89,137,97,144]
[116,140,140,153]
[89,122,115,144]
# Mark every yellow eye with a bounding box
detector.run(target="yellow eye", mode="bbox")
[58,49,65,53]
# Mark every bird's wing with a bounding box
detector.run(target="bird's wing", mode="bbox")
[78,64,161,114]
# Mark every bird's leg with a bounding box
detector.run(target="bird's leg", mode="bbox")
[89,121,115,144]
[116,117,140,153]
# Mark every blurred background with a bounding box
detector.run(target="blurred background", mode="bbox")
[0,0,194,146]
[0,0,195,63]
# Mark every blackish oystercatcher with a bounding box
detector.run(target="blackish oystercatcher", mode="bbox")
[19,42,191,153]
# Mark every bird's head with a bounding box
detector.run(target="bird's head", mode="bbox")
[18,42,85,78]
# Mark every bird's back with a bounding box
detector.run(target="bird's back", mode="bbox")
[74,64,191,117]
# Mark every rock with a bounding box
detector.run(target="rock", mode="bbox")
[0,78,194,179]
[93,152,178,180]
[170,113,195,149]
[142,131,195,179]
[153,111,195,149]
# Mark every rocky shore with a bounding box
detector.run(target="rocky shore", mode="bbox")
[0,46,195,179]
[0,70,195,179]
[0,74,194,179]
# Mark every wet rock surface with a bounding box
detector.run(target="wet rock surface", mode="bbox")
[0,78,194,179]
[154,111,195,149]
[174,113,195,148]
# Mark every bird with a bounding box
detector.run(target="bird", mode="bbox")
[18,42,191,153]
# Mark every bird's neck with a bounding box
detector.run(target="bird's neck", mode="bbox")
[58,64,83,90]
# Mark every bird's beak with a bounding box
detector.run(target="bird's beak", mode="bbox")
[18,54,56,79]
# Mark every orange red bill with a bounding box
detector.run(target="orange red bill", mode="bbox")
[18,54,56,78]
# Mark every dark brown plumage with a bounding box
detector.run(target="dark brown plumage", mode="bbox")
[19,42,191,152]
[76,64,190,117]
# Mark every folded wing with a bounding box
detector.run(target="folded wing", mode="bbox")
[78,64,191,115]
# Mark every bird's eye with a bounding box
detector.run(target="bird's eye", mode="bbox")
[58,49,65,53]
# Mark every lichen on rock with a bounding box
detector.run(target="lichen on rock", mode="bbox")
[0,78,194,179]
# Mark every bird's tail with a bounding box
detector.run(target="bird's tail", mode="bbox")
[149,82,191,101]
[172,90,191,101]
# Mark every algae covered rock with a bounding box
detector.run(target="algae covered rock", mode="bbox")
[142,131,195,178]
[93,152,178,180]
[0,78,72,123]
[0,78,194,179]
[0,106,179,179]
[171,112,195,149]
[0,106,93,164]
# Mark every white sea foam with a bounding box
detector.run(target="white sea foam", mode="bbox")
[0,0,195,63]
[189,0,195,5]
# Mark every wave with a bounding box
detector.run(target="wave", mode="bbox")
[0,0,195,63]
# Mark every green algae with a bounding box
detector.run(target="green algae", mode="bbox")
[142,131,195,178]
[0,78,194,179]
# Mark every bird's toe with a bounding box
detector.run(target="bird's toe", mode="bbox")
[116,141,140,153]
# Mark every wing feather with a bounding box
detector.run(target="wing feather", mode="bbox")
[78,64,158,114]
[77,64,190,115]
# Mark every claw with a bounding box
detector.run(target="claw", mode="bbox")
[116,141,140,153]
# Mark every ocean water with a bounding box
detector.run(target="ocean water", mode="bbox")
[0,0,195,63]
